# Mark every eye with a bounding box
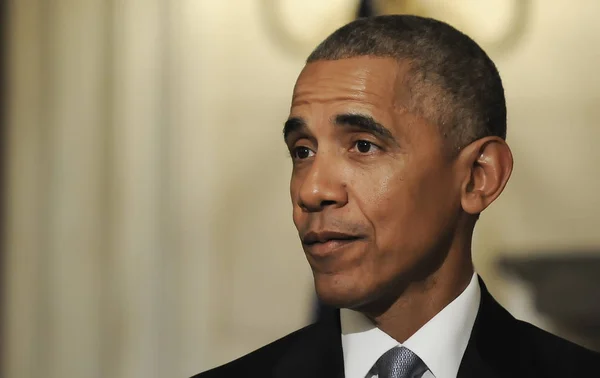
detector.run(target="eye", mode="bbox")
[291,146,315,160]
[353,140,379,154]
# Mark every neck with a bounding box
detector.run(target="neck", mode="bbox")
[362,238,475,343]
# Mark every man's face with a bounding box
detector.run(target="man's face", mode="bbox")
[285,57,463,310]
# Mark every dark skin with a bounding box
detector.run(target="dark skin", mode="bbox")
[284,56,513,343]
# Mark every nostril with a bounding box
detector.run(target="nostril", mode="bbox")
[320,200,337,208]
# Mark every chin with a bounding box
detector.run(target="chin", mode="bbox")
[313,272,374,309]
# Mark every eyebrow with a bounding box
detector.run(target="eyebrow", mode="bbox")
[335,113,398,145]
[283,117,307,143]
[282,113,398,145]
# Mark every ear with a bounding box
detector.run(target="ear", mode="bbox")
[458,136,513,215]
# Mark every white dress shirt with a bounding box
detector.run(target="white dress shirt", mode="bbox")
[340,273,481,378]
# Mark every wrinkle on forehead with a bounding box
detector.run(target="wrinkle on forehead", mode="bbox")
[291,56,412,112]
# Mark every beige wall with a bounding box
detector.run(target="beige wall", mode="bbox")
[3,1,600,377]
[473,0,600,304]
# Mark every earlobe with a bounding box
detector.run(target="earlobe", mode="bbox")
[460,137,513,215]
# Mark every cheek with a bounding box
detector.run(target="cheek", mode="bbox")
[358,164,450,253]
[290,187,300,225]
[354,166,410,234]
[290,173,306,229]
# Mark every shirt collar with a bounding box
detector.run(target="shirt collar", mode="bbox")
[340,273,481,378]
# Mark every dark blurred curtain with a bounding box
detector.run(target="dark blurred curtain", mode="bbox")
[356,0,377,18]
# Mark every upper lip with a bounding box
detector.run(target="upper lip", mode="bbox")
[302,231,360,245]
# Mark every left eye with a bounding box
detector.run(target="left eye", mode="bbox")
[353,140,378,153]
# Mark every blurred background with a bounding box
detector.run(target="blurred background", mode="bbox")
[2,1,600,377]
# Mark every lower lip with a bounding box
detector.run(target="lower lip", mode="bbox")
[304,239,360,257]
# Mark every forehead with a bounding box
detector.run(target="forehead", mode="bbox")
[291,56,408,109]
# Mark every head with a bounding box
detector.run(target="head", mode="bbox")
[284,15,512,311]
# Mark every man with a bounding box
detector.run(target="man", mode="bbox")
[196,15,600,378]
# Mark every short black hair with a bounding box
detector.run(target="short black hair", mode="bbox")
[307,15,506,152]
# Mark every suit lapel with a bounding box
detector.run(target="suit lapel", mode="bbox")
[457,339,502,378]
[274,309,344,378]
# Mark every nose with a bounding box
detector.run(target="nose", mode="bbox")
[296,154,348,212]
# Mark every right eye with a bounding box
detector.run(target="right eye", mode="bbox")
[291,146,315,160]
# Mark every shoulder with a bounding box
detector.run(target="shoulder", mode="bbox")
[513,319,600,373]
[192,322,322,378]
[474,279,600,376]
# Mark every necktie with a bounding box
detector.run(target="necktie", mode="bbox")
[373,346,428,378]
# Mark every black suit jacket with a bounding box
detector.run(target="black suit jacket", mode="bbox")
[195,279,600,377]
